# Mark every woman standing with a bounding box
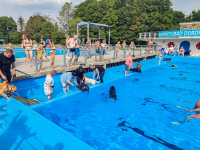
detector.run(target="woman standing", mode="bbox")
[22,34,27,63]
[24,34,34,66]
[66,35,70,58]
[159,51,163,65]
[122,40,126,55]
[115,41,121,59]
[44,70,57,100]
[86,37,91,59]
[39,37,48,62]
[129,42,135,56]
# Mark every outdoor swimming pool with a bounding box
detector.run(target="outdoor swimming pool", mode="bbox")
[28,57,199,150]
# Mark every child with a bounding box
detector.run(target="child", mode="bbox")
[50,47,56,69]
[37,45,44,72]
[44,70,57,100]
[74,43,81,64]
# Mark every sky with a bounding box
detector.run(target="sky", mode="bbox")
[0,0,200,23]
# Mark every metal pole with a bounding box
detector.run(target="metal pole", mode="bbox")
[77,25,79,37]
[124,46,126,58]
[87,23,89,37]
[152,45,154,54]
[64,48,66,67]
[85,47,87,64]
[108,27,111,47]
[113,46,116,59]
[133,46,135,55]
[101,47,103,61]
[98,27,101,40]
[140,46,142,55]
[34,50,38,72]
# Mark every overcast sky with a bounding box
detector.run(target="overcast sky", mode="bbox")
[0,0,199,23]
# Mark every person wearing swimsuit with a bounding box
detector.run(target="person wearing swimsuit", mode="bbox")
[172,100,200,125]
[94,39,100,61]
[129,42,135,56]
[24,34,34,67]
[39,37,48,62]
[159,51,163,65]
[122,40,126,55]
[66,35,70,58]
[178,46,184,56]
[174,45,178,56]
[115,41,121,59]
[164,46,169,55]
[147,40,153,54]
[86,37,91,59]
[37,45,44,72]
[100,40,107,61]
[67,35,77,66]
[50,47,56,69]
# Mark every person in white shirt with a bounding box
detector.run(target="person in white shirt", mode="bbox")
[44,70,57,100]
[164,46,169,55]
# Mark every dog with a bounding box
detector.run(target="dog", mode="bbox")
[78,83,89,93]
[85,77,99,85]
[130,68,141,73]
[109,86,117,100]
[0,82,18,99]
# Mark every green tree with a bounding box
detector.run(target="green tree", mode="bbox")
[9,31,21,44]
[67,17,82,37]
[0,16,17,37]
[55,22,59,31]
[17,16,25,34]
[187,10,200,22]
[57,2,74,31]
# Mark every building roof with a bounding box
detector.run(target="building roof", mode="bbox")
[77,21,111,28]
[0,39,5,42]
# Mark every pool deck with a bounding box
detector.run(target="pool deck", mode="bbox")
[0,97,95,150]
[14,52,158,81]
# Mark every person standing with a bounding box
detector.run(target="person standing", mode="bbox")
[50,47,56,69]
[164,46,169,55]
[125,55,135,75]
[24,34,34,67]
[122,40,126,55]
[174,45,179,56]
[178,46,185,56]
[86,37,91,59]
[115,41,121,59]
[129,42,135,56]
[44,70,57,100]
[74,37,81,64]
[94,39,100,61]
[66,35,70,58]
[60,72,78,93]
[90,65,106,83]
[147,40,153,54]
[67,35,77,66]
[39,37,48,62]
[169,45,174,56]
[100,40,108,61]
[159,51,163,65]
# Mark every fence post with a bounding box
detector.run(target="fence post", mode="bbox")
[85,47,87,64]
[152,46,154,54]
[34,50,38,72]
[113,46,116,59]
[140,46,142,55]
[101,47,103,61]
[124,46,126,58]
[63,48,66,68]
[133,46,135,55]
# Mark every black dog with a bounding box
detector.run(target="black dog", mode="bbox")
[130,68,141,73]
[109,86,117,100]
[78,83,89,93]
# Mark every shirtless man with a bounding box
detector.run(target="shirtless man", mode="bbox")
[100,40,107,61]
[67,35,77,66]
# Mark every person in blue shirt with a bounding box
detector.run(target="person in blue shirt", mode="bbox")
[60,72,78,93]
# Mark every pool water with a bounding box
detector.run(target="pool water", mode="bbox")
[18,57,200,149]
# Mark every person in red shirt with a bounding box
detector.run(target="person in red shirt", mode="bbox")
[125,55,135,75]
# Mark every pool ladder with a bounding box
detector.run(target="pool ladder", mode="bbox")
[15,97,41,106]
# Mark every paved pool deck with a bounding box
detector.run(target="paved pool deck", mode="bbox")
[14,50,158,81]
[0,97,95,150]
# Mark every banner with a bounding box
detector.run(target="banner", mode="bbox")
[158,30,200,38]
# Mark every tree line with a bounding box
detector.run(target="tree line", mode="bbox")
[0,0,200,45]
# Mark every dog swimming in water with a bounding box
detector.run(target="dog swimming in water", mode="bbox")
[78,83,89,93]
[109,86,117,100]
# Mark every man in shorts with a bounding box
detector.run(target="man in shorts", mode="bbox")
[125,55,135,75]
[67,35,77,66]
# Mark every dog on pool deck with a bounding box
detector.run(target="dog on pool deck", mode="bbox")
[109,86,117,100]
[0,82,18,99]
[85,77,99,85]
[78,83,89,93]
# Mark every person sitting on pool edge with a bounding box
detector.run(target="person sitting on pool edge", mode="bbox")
[90,65,105,83]
[172,100,200,125]
[60,71,79,93]
[170,64,178,68]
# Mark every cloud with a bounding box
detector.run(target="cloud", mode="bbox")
[6,0,70,6]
